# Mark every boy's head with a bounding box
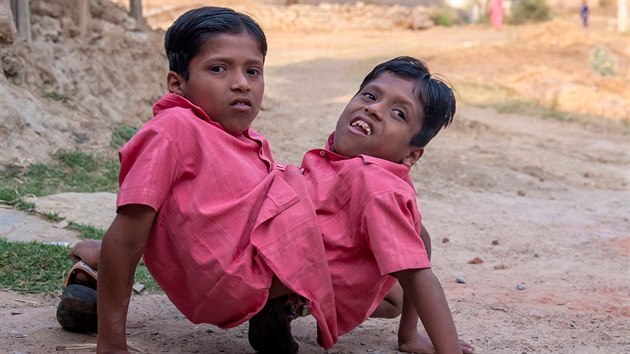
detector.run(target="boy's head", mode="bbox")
[331,56,455,167]
[165,7,267,81]
[165,7,267,135]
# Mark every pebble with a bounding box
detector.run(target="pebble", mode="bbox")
[516,283,527,290]
[11,310,22,315]
[456,276,466,284]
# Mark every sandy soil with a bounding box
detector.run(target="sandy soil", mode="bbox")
[1,3,629,354]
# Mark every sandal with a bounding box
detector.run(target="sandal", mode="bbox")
[248,294,300,354]
[56,261,98,333]
[64,261,98,289]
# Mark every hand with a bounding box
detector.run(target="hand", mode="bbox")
[399,330,475,354]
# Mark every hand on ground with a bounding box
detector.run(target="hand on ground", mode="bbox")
[398,330,475,354]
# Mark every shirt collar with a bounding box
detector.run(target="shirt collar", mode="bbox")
[324,133,411,179]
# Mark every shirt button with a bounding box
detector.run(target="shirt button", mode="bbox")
[319,151,326,157]
[275,163,284,168]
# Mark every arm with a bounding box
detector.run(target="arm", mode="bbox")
[394,268,460,354]
[395,223,430,338]
[97,204,156,354]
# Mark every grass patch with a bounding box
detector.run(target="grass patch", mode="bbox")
[0,239,158,295]
[456,82,628,131]
[42,91,71,103]
[0,149,118,200]
[0,127,159,295]
[68,222,106,240]
[0,239,72,294]
[110,124,138,149]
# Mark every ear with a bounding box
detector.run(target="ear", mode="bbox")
[167,71,185,96]
[402,147,424,167]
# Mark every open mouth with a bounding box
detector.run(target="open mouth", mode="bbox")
[350,119,372,136]
[231,98,252,109]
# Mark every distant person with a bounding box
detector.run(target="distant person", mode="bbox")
[490,0,504,29]
[62,56,475,354]
[581,0,590,27]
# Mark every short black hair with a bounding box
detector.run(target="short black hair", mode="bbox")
[164,7,267,81]
[358,56,456,147]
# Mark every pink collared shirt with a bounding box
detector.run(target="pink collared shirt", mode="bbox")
[300,139,431,338]
[117,93,279,326]
[117,94,339,348]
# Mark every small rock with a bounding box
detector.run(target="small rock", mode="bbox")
[494,264,508,270]
[468,257,483,264]
[132,283,145,294]
[456,276,466,284]
[517,190,526,196]
[533,252,540,258]
[491,240,499,245]
[11,310,22,315]
[442,237,450,244]
[54,220,69,229]
[516,283,527,290]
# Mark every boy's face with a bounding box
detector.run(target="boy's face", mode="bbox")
[331,72,424,166]
[168,32,264,135]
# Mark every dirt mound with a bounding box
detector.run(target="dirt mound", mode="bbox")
[0,0,165,167]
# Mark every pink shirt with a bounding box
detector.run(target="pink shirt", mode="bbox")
[300,137,431,338]
[117,94,338,348]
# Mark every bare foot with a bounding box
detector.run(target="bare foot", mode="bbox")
[69,239,102,270]
[398,331,474,354]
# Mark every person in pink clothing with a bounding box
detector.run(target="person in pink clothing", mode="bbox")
[55,7,333,354]
[489,0,504,29]
[293,56,472,353]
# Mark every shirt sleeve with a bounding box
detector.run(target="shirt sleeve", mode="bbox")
[116,124,179,211]
[362,191,431,275]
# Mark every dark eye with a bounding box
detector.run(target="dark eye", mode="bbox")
[247,67,262,76]
[361,92,376,101]
[210,65,225,73]
[394,109,406,120]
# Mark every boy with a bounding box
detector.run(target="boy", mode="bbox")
[294,56,465,353]
[58,6,336,354]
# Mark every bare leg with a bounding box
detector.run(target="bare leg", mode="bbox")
[370,282,403,318]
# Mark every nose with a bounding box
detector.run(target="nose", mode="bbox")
[231,72,250,92]
[364,103,383,120]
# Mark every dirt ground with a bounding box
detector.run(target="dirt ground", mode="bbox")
[1,2,629,354]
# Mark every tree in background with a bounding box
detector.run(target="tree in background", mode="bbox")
[129,0,142,23]
[9,0,30,41]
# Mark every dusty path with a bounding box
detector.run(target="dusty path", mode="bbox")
[2,18,629,354]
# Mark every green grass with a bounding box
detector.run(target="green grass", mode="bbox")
[0,127,157,295]
[110,124,138,149]
[42,91,71,103]
[0,149,119,202]
[0,239,158,295]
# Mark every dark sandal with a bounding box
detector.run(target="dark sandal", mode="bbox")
[248,294,299,354]
[56,284,97,333]
[56,261,98,333]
